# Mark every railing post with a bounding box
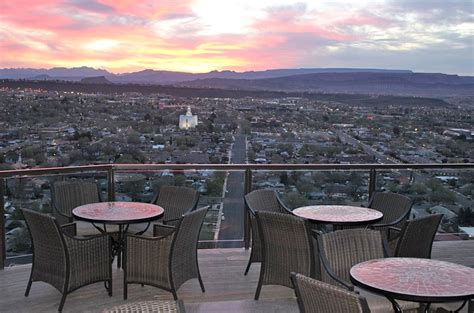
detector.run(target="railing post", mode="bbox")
[0,178,5,270]
[107,167,115,201]
[244,169,252,250]
[368,168,377,198]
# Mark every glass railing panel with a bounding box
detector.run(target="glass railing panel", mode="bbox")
[252,169,370,210]
[376,168,474,239]
[4,172,108,265]
[2,164,473,267]
[113,169,234,248]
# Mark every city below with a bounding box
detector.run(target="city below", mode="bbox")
[0,73,473,257]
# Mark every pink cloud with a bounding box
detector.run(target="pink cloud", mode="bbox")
[0,1,470,74]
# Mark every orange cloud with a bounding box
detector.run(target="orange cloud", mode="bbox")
[0,1,471,74]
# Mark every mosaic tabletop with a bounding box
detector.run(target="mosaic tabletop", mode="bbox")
[292,205,383,225]
[73,201,164,224]
[350,258,474,300]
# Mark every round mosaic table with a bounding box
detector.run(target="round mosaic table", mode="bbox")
[292,205,383,226]
[350,258,474,313]
[73,202,164,268]
[73,202,164,225]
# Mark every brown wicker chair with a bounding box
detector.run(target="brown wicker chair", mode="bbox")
[124,206,208,300]
[103,300,186,313]
[51,180,118,236]
[152,185,200,226]
[244,189,291,275]
[392,213,443,258]
[51,181,102,225]
[254,211,315,300]
[22,208,112,312]
[432,299,473,313]
[291,272,370,313]
[317,229,419,312]
[368,192,413,238]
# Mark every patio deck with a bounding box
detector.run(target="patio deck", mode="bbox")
[0,240,472,313]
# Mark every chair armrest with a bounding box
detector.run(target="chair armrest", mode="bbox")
[52,207,73,224]
[150,192,159,205]
[61,222,77,237]
[247,205,257,216]
[153,223,177,237]
[371,206,411,230]
[277,197,293,214]
[387,226,402,242]
[311,229,323,237]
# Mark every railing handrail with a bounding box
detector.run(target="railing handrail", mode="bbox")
[1,162,473,269]
[0,164,112,178]
[0,162,472,178]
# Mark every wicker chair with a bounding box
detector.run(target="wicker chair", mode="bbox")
[21,208,112,312]
[51,180,117,236]
[368,192,413,238]
[152,185,200,226]
[432,299,473,313]
[317,229,419,312]
[103,300,186,313]
[291,272,370,313]
[254,211,315,300]
[244,189,291,275]
[51,181,102,225]
[392,214,443,258]
[124,206,208,300]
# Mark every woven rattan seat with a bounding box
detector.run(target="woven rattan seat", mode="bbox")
[291,272,370,313]
[22,208,112,312]
[51,181,119,235]
[124,206,208,300]
[393,213,443,258]
[317,229,419,313]
[368,192,413,238]
[152,185,200,226]
[244,189,291,275]
[103,300,185,313]
[51,181,102,225]
[254,211,314,300]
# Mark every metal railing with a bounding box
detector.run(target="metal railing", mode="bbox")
[1,162,473,269]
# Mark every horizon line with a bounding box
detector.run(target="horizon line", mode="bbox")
[3,66,473,77]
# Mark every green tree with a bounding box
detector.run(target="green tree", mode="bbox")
[283,192,307,210]
[410,183,428,194]
[430,188,456,203]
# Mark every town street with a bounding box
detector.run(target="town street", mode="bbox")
[217,134,246,247]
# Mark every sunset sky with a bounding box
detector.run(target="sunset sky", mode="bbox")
[1,0,473,75]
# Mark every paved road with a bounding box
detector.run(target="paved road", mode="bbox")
[217,134,246,247]
[337,130,396,164]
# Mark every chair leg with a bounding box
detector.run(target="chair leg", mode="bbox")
[117,250,121,268]
[58,292,67,312]
[198,274,205,292]
[254,281,263,300]
[171,289,178,301]
[25,279,33,297]
[244,259,252,275]
[123,283,127,300]
[105,280,112,296]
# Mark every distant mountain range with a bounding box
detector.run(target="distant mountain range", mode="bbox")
[177,72,474,97]
[1,66,473,97]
